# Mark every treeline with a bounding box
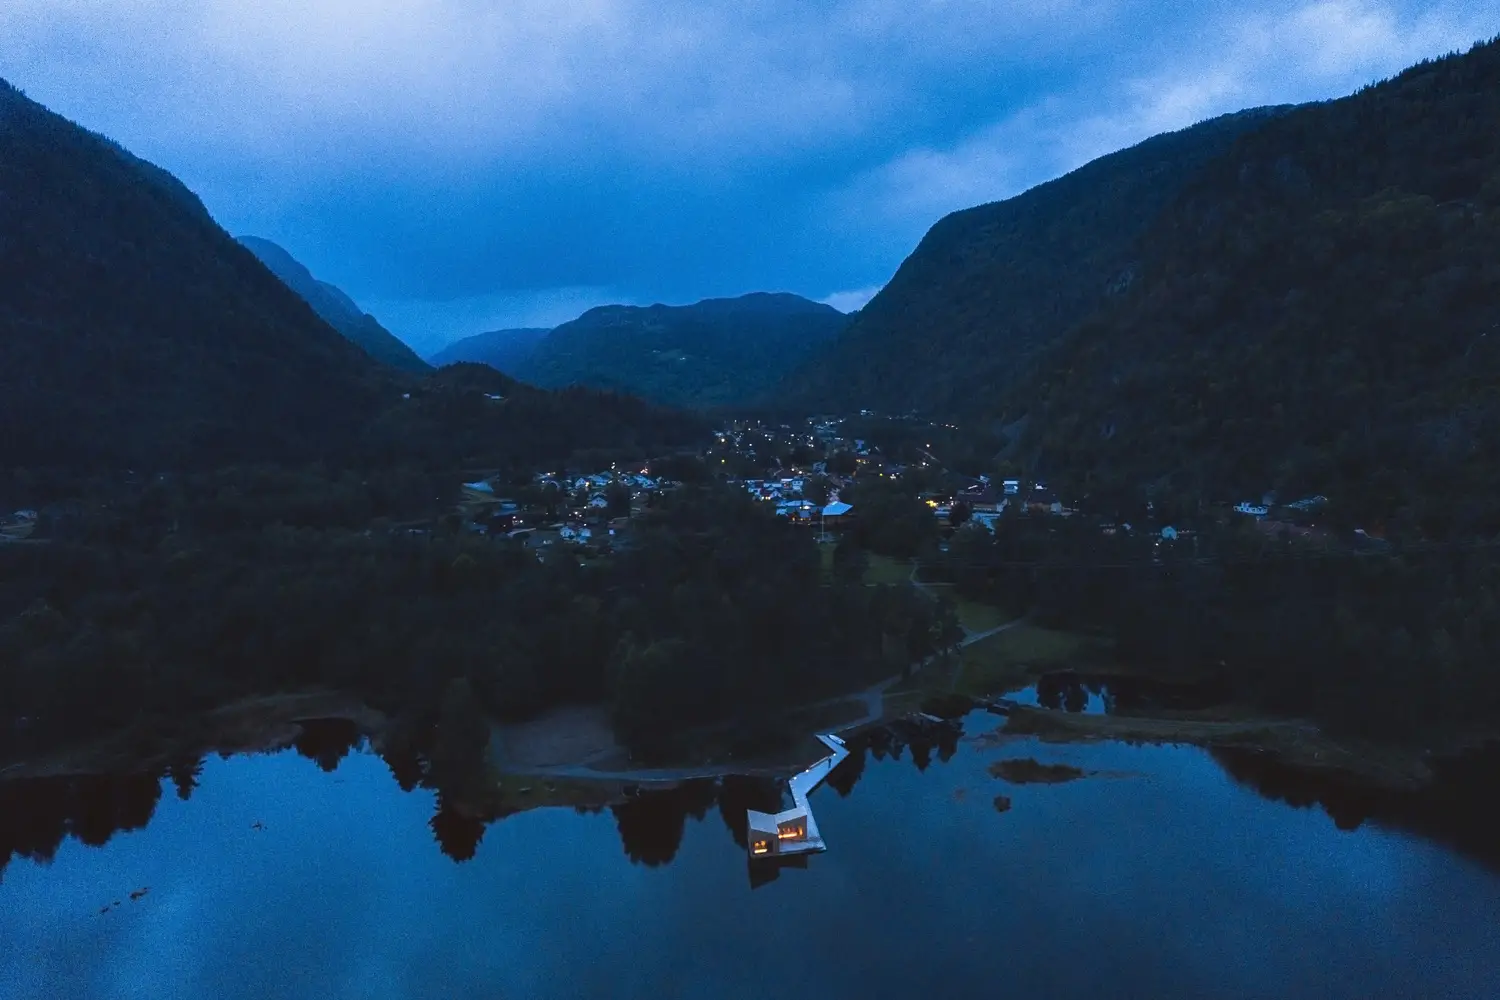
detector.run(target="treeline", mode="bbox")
[930,509,1500,740]
[0,473,954,766]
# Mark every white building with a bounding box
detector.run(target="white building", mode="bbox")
[747,734,849,858]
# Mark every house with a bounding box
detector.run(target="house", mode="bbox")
[971,511,1001,533]
[821,501,853,521]
[776,499,814,519]
[962,486,1004,513]
[1161,526,1179,541]
[588,494,611,508]
[1021,491,1065,516]
[1002,480,1020,495]
[1234,502,1270,517]
[747,734,849,859]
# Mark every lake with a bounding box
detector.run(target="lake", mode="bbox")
[3,712,1499,999]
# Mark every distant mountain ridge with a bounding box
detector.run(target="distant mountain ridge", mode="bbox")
[237,236,430,375]
[777,106,1295,414]
[513,292,848,409]
[427,327,552,372]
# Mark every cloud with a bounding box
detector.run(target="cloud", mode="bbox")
[821,286,885,314]
[824,0,1496,250]
[3,0,1496,343]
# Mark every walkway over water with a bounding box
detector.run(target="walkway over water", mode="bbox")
[747,733,850,857]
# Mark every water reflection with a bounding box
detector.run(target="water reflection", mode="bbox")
[0,771,163,881]
[611,780,718,867]
[1212,743,1500,873]
[5,715,1499,890]
[1011,673,1231,715]
[0,716,970,882]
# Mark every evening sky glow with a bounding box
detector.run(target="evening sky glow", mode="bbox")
[3,1,1495,351]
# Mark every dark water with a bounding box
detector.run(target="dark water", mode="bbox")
[3,715,1499,1000]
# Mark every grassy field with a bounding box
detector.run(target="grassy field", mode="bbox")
[952,624,1104,698]
[866,553,913,585]
[953,599,1010,634]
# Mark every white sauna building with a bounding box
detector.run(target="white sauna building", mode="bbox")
[746,734,850,858]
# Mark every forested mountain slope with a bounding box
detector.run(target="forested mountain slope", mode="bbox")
[427,327,552,372]
[0,78,385,470]
[515,293,847,409]
[0,80,706,476]
[238,236,431,375]
[777,106,1292,414]
[1006,38,1500,535]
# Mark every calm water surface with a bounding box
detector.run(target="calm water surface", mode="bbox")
[3,713,1498,1000]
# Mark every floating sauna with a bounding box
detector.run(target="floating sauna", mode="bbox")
[746,734,849,858]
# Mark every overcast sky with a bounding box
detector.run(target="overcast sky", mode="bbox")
[3,1,1496,353]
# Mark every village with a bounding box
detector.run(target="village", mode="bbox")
[428,409,1361,569]
[0,409,1360,559]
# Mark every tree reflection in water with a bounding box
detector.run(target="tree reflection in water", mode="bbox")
[32,716,1494,881]
[611,780,718,867]
[429,791,486,863]
[0,770,164,883]
[1212,744,1500,873]
[292,718,365,773]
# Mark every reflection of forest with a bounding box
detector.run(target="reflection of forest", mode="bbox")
[1212,744,1500,873]
[1033,672,1231,715]
[0,718,967,879]
[14,719,1490,882]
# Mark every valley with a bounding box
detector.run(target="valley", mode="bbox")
[3,27,1500,1000]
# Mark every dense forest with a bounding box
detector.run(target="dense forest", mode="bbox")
[514,293,848,409]
[0,474,956,767]
[927,506,1500,742]
[777,107,1289,414]
[238,236,432,375]
[1005,38,1500,534]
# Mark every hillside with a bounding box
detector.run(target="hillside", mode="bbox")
[238,236,431,375]
[1005,38,1500,535]
[427,327,551,373]
[514,292,848,409]
[777,107,1292,414]
[0,78,385,470]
